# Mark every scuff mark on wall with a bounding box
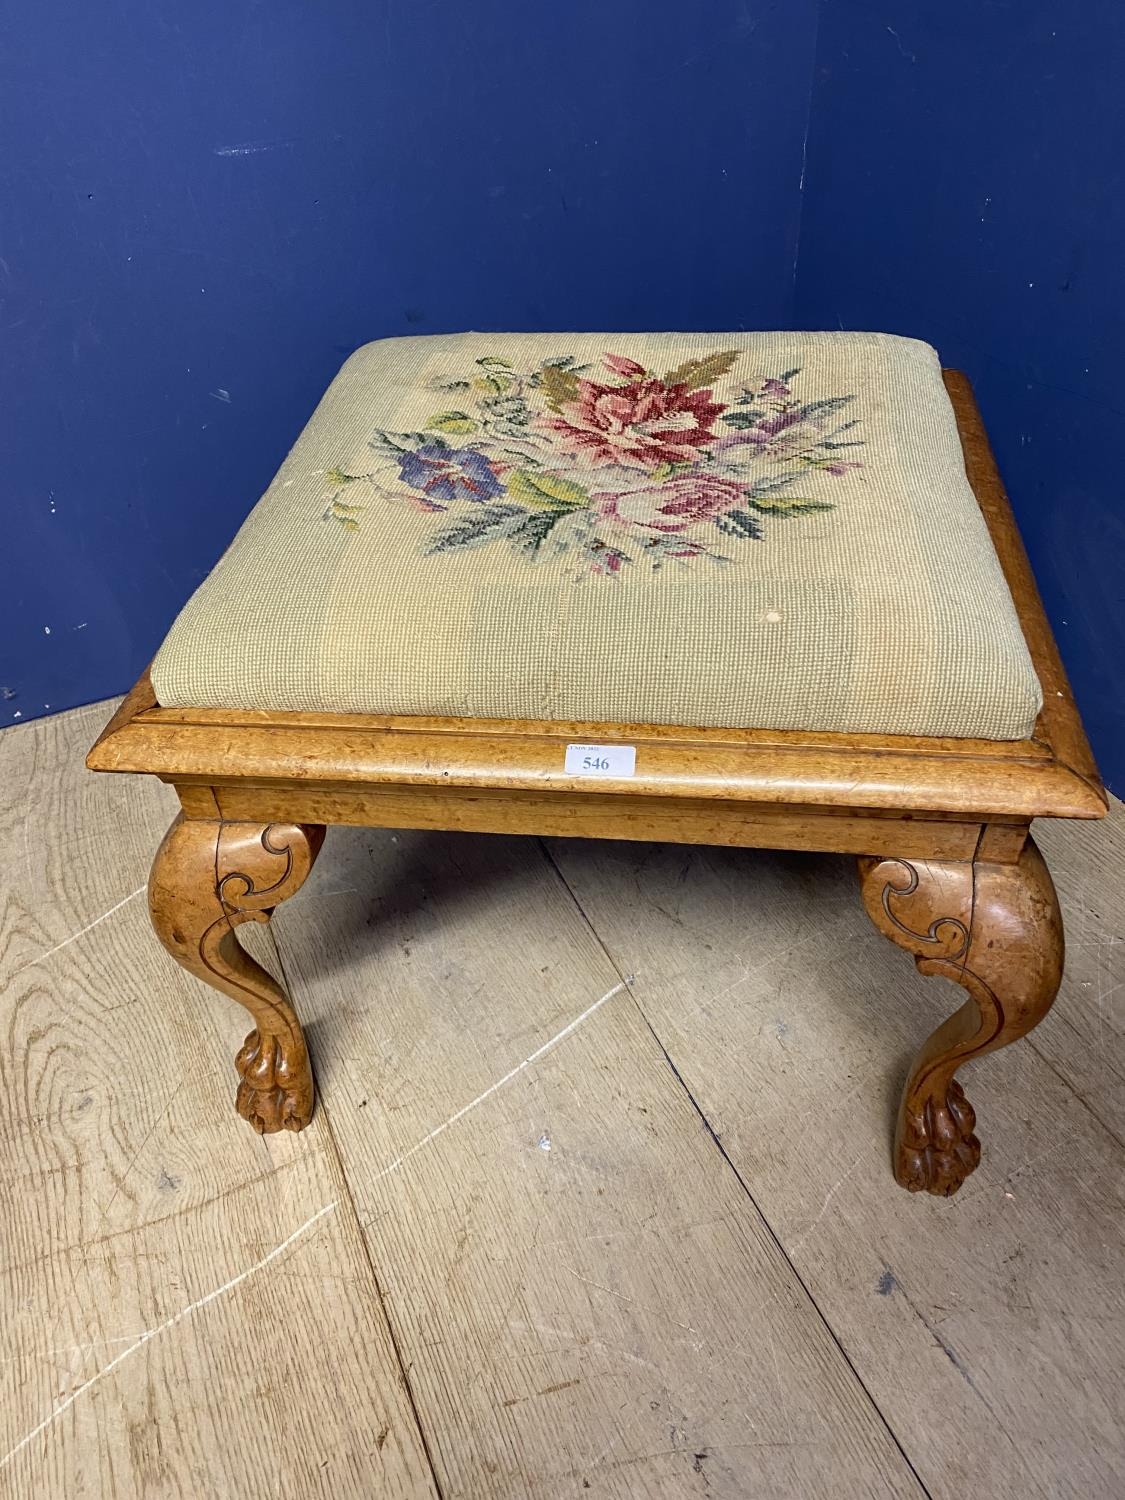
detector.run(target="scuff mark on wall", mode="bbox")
[213,141,288,157]
[885,27,916,63]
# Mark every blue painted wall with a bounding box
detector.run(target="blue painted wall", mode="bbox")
[4,1,1122,791]
[796,1,1125,790]
[0,0,817,724]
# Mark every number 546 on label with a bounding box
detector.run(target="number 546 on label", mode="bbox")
[564,743,637,778]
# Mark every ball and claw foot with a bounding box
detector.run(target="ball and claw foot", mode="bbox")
[895,1078,981,1195]
[148,815,325,1136]
[858,838,1062,1197]
[235,1029,315,1134]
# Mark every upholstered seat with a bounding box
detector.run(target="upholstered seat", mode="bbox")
[151,331,1041,739]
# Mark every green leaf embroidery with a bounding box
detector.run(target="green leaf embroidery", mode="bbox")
[746,473,803,497]
[476,355,514,369]
[799,395,855,420]
[719,412,765,430]
[746,494,834,515]
[492,445,544,466]
[714,509,762,539]
[508,508,570,556]
[662,349,739,391]
[425,504,525,554]
[505,469,589,510]
[472,374,513,396]
[325,494,365,532]
[369,429,445,460]
[425,410,478,435]
[537,362,580,412]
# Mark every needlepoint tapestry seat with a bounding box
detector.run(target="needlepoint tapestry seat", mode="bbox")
[149,332,1041,739]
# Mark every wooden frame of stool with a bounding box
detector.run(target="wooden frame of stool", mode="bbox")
[87,373,1107,1196]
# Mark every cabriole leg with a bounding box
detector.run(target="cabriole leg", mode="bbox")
[858,837,1063,1196]
[148,815,326,1133]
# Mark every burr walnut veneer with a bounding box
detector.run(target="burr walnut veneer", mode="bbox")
[87,373,1106,1196]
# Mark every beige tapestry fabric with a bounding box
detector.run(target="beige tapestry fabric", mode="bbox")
[151,331,1042,738]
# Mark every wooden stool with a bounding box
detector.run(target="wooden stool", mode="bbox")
[88,332,1106,1196]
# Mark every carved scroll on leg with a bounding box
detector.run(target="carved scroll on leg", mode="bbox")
[149,815,326,1133]
[858,838,1063,1196]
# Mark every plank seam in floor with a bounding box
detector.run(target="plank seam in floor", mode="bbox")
[537,836,936,1500]
[1025,1036,1125,1152]
[627,1004,935,1500]
[268,926,447,1500]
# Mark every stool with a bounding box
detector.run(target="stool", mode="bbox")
[88,332,1106,1196]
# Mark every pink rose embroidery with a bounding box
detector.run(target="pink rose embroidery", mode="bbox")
[537,371,725,469]
[601,353,648,378]
[331,346,864,572]
[597,475,746,533]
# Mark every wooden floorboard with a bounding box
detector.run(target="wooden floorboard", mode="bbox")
[548,818,1125,1500]
[1031,817,1125,1147]
[0,705,438,1500]
[271,827,923,1499]
[3,698,1124,1498]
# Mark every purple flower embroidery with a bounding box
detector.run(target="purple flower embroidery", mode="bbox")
[330,351,865,573]
[398,444,504,505]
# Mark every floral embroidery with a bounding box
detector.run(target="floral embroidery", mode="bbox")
[324,347,864,573]
[397,444,504,506]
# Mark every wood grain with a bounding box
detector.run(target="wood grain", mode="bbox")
[858,839,1064,1194]
[0,705,437,1499]
[148,815,325,1132]
[268,825,925,1499]
[548,815,1125,1499]
[209,779,996,860]
[1031,816,1125,1143]
[6,701,1125,1496]
[87,704,1104,822]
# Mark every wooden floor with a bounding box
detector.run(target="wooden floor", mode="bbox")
[2,703,1124,1499]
